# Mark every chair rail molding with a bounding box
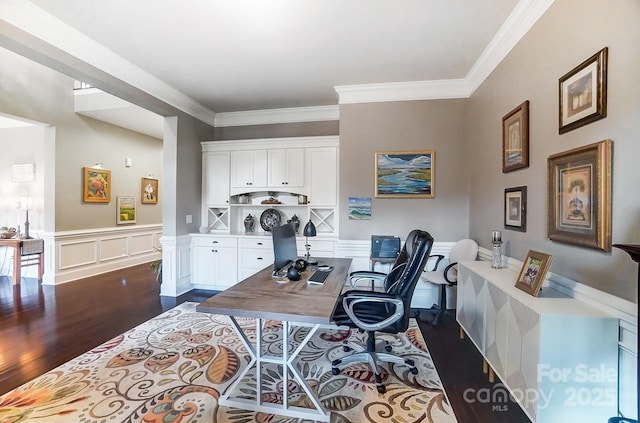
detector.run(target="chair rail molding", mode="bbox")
[41,224,162,285]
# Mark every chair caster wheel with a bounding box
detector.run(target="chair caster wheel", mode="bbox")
[376,384,386,394]
[331,367,340,376]
[384,345,392,353]
[405,358,415,366]
[410,367,418,375]
[331,359,342,367]
[343,346,352,352]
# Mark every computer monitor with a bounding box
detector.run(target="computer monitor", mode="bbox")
[271,223,298,276]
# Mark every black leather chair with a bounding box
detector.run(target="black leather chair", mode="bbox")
[331,230,434,393]
[348,229,421,290]
[608,418,638,423]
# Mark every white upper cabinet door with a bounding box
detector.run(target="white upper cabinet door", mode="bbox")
[202,151,230,205]
[268,148,305,188]
[230,150,267,190]
[307,147,337,206]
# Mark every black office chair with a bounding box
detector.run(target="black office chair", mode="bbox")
[608,418,638,423]
[349,229,420,290]
[331,230,434,393]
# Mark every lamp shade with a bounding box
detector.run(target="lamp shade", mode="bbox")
[303,220,316,237]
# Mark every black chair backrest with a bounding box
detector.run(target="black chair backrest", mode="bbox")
[384,230,434,327]
[383,229,421,291]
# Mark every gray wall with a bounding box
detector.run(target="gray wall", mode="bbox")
[0,47,164,231]
[338,100,470,241]
[465,0,640,301]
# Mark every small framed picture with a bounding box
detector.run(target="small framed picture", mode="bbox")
[116,196,136,224]
[502,101,529,173]
[559,47,608,134]
[141,177,159,204]
[83,167,111,203]
[504,186,527,232]
[547,140,612,251]
[515,250,553,297]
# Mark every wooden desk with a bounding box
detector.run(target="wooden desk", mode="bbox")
[197,257,352,422]
[0,238,44,285]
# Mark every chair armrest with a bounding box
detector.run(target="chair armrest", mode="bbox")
[427,254,445,271]
[443,262,458,284]
[349,271,387,289]
[342,291,404,331]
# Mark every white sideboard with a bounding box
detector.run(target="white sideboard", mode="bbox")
[458,260,619,422]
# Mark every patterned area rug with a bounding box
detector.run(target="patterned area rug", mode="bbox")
[0,302,457,423]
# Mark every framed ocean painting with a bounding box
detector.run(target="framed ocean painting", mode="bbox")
[348,197,371,220]
[375,150,434,198]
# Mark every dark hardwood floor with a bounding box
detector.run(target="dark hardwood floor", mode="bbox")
[0,265,530,422]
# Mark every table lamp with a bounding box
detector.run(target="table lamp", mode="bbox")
[19,196,33,239]
[303,219,317,264]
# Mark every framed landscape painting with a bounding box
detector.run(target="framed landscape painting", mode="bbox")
[83,167,111,203]
[117,196,136,224]
[375,150,434,198]
[547,140,612,251]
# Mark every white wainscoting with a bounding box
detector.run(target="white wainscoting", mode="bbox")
[478,247,638,419]
[159,234,192,297]
[40,224,162,285]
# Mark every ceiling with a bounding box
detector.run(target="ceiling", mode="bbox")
[3,1,555,128]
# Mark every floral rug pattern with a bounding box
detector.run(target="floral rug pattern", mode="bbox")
[0,302,457,423]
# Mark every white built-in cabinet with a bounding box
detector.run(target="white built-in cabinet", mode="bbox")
[193,136,339,290]
[458,261,618,423]
[268,148,305,188]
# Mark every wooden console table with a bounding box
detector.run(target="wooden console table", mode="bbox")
[0,238,44,285]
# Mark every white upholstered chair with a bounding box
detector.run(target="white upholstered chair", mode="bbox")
[420,238,478,326]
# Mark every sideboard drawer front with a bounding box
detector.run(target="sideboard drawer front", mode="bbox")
[238,237,273,250]
[192,236,237,248]
[240,249,274,268]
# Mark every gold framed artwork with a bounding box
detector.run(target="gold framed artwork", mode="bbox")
[559,47,608,134]
[515,250,553,297]
[375,150,434,198]
[83,167,111,203]
[547,140,612,252]
[504,186,527,232]
[116,196,136,224]
[502,100,529,173]
[141,177,159,204]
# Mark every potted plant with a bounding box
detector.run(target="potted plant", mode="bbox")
[149,247,162,283]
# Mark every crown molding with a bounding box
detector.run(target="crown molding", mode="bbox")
[335,0,555,104]
[214,105,339,127]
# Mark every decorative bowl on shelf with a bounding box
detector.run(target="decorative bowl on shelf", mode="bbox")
[0,227,17,239]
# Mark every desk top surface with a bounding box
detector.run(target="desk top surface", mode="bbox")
[197,257,352,324]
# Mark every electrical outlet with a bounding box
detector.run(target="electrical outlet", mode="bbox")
[186,214,192,224]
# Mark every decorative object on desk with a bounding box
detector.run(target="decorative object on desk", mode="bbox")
[491,230,503,269]
[286,265,301,281]
[547,140,612,251]
[303,219,318,264]
[141,177,158,204]
[18,196,33,239]
[297,194,307,204]
[259,208,281,231]
[559,47,608,134]
[515,250,553,297]
[261,191,281,204]
[294,258,308,272]
[375,150,434,198]
[83,167,111,203]
[116,196,136,224]
[0,226,17,239]
[348,196,372,220]
[0,302,456,423]
[502,100,529,173]
[504,186,527,232]
[243,213,255,233]
[287,213,300,233]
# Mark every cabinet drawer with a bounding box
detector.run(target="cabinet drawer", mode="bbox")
[239,249,274,268]
[192,236,237,248]
[238,237,273,250]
